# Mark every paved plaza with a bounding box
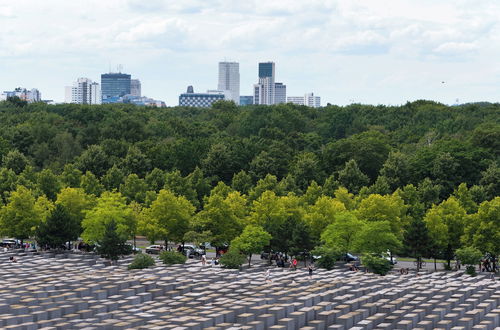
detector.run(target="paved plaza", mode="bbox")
[0,250,499,329]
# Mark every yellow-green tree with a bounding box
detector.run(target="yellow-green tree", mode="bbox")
[231,225,272,266]
[0,186,44,241]
[143,189,195,244]
[81,191,136,243]
[304,196,347,242]
[424,197,467,267]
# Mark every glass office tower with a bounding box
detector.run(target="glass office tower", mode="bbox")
[101,73,131,101]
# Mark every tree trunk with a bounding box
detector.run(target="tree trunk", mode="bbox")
[434,258,437,271]
[248,254,252,267]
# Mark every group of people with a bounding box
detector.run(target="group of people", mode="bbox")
[200,254,219,266]
[399,268,410,275]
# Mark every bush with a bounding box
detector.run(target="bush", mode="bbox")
[312,246,341,270]
[456,246,482,276]
[362,254,393,275]
[128,253,155,270]
[220,249,246,269]
[159,251,187,265]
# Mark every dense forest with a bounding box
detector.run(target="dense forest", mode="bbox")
[0,98,498,268]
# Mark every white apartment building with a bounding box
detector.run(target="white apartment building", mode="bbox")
[130,79,141,97]
[0,88,41,103]
[218,62,240,104]
[65,78,102,105]
[286,92,321,108]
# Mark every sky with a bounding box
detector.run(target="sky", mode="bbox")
[1,0,499,106]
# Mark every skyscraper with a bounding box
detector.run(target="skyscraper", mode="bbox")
[274,82,286,104]
[254,62,275,105]
[286,93,321,108]
[218,62,240,104]
[101,73,131,102]
[65,78,101,105]
[130,79,141,97]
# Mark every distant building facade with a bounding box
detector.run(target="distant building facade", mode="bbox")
[65,78,101,105]
[239,95,254,105]
[286,92,321,108]
[179,86,225,107]
[130,79,141,97]
[274,82,287,104]
[1,87,41,103]
[254,62,275,105]
[101,73,131,102]
[218,62,240,104]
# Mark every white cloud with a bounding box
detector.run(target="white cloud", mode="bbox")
[0,0,499,105]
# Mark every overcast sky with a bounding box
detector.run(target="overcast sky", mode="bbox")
[1,0,499,106]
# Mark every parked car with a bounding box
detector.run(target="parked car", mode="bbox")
[0,239,20,247]
[145,245,163,254]
[343,253,359,262]
[181,244,204,257]
[126,244,141,254]
[382,254,397,265]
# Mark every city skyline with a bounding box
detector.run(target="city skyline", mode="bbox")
[1,1,500,106]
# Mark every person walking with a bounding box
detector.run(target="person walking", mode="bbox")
[265,269,272,282]
[201,254,206,266]
[292,258,298,270]
[308,264,314,279]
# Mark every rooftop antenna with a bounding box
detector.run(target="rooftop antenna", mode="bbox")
[109,61,112,73]
[117,64,123,73]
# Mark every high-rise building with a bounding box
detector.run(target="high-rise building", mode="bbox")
[254,62,275,105]
[274,82,286,104]
[0,87,41,103]
[130,79,141,97]
[286,92,321,108]
[239,96,254,106]
[179,86,225,107]
[65,78,102,105]
[101,73,131,102]
[218,62,240,104]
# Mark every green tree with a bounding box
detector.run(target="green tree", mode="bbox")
[0,186,41,241]
[462,197,500,260]
[231,225,272,266]
[121,146,151,177]
[455,246,483,276]
[36,168,61,200]
[60,164,83,188]
[164,170,198,207]
[0,168,17,203]
[337,159,369,194]
[379,151,410,191]
[55,187,94,237]
[81,191,136,244]
[355,193,407,240]
[96,220,130,261]
[304,196,347,243]
[424,197,467,268]
[453,183,478,214]
[140,189,195,245]
[197,190,247,250]
[145,168,165,192]
[76,145,110,177]
[36,204,79,249]
[354,221,402,255]
[301,181,323,206]
[120,174,148,204]
[320,212,364,256]
[231,170,253,195]
[404,217,432,268]
[102,165,125,191]
[289,152,324,191]
[479,162,500,200]
[2,150,29,174]
[80,171,104,197]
